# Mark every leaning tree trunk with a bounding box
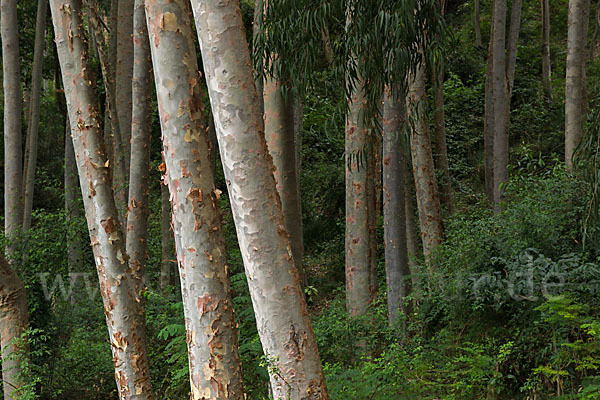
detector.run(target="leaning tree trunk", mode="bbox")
[126,0,153,290]
[264,77,306,288]
[0,255,29,400]
[22,0,48,231]
[145,0,245,397]
[50,1,153,398]
[190,1,329,398]
[565,0,591,172]
[407,62,443,264]
[2,0,23,258]
[491,0,508,209]
[541,0,553,102]
[383,87,411,324]
[345,80,374,316]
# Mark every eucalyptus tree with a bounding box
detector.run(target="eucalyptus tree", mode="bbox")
[190,0,328,397]
[565,0,591,171]
[50,0,153,397]
[145,0,245,396]
[22,0,48,231]
[116,0,134,173]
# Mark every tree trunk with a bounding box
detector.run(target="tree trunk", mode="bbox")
[506,0,522,96]
[432,68,452,213]
[50,1,153,397]
[160,182,173,291]
[541,0,553,101]
[565,0,591,172]
[367,130,380,301]
[22,0,48,231]
[474,0,482,48]
[0,255,29,400]
[116,0,134,173]
[589,0,600,60]
[65,116,83,273]
[264,78,305,289]
[484,21,495,203]
[403,155,419,272]
[407,63,443,264]
[253,0,265,115]
[491,0,508,208]
[345,80,374,316]
[190,1,329,397]
[2,0,23,258]
[126,0,153,291]
[294,97,306,288]
[383,88,411,324]
[145,0,246,397]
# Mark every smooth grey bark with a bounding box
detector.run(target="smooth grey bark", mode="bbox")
[116,0,134,173]
[22,0,48,231]
[50,1,153,397]
[432,68,452,213]
[565,0,591,171]
[345,80,374,316]
[407,63,443,264]
[2,0,23,258]
[126,0,153,290]
[145,0,245,397]
[0,255,29,400]
[160,182,173,291]
[541,0,553,101]
[491,0,508,208]
[190,1,329,398]
[65,117,83,272]
[383,88,411,324]
[264,78,305,288]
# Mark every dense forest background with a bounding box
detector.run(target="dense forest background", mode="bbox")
[1,0,600,399]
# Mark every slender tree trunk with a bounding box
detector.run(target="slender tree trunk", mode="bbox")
[474,0,482,48]
[145,0,245,397]
[116,0,134,173]
[484,22,495,203]
[432,68,452,213]
[345,80,373,316]
[2,0,23,258]
[65,117,83,272]
[383,88,411,324]
[407,63,443,264]
[22,0,48,231]
[50,1,153,397]
[264,78,305,288]
[253,0,264,114]
[367,131,380,301]
[160,182,173,291]
[565,0,591,172]
[126,0,152,290]
[491,0,508,208]
[541,0,553,101]
[506,0,522,96]
[0,255,29,400]
[190,1,329,397]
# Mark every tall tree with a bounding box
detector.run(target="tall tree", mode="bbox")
[50,0,153,397]
[22,0,48,231]
[565,0,591,171]
[190,0,329,397]
[116,0,134,173]
[126,0,153,289]
[145,0,246,396]
[383,87,411,323]
[484,19,495,203]
[432,68,452,213]
[407,61,443,263]
[541,0,553,101]
[2,0,23,258]
[0,255,29,400]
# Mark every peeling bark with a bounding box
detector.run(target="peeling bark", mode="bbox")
[2,0,23,258]
[264,78,305,289]
[189,0,329,398]
[565,0,591,171]
[49,1,153,397]
[145,0,245,397]
[407,62,443,264]
[22,0,48,231]
[0,255,29,400]
[383,88,411,324]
